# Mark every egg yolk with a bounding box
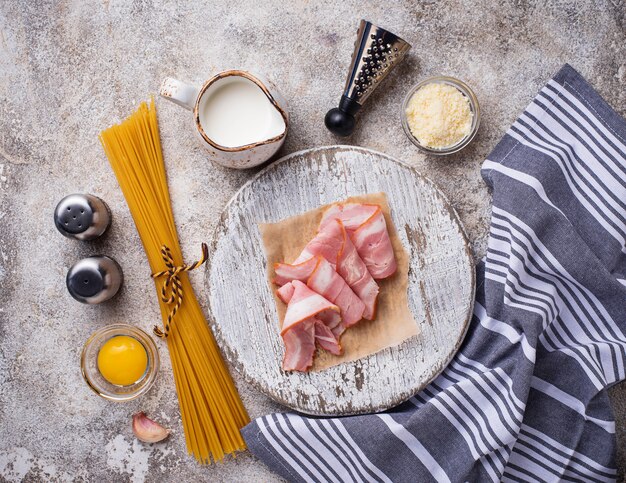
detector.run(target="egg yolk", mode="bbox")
[97,335,148,386]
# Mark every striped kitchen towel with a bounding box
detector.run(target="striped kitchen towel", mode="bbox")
[241,64,626,482]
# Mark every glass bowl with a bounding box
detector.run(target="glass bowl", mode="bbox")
[81,324,159,401]
[401,76,480,155]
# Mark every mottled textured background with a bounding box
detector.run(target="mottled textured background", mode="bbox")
[0,0,625,481]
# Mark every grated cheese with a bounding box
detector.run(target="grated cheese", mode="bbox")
[405,82,473,149]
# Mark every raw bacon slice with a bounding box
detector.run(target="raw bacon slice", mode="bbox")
[282,318,316,371]
[329,320,346,338]
[281,280,340,334]
[320,203,397,280]
[351,208,397,279]
[338,223,380,318]
[281,281,342,371]
[276,282,295,304]
[320,203,378,230]
[275,256,365,328]
[274,256,319,287]
[281,318,342,371]
[277,281,346,337]
[293,220,344,266]
[307,256,365,328]
[314,319,341,355]
[293,219,379,319]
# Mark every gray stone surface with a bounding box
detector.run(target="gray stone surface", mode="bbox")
[0,0,624,481]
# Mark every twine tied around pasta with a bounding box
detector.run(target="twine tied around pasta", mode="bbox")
[151,243,209,338]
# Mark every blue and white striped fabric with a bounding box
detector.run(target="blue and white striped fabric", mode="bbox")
[241,64,626,482]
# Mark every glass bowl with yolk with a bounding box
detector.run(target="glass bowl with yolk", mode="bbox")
[97,335,148,386]
[81,324,159,401]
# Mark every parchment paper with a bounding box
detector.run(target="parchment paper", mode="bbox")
[259,192,419,370]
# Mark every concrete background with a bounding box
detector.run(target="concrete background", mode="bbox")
[1,0,625,481]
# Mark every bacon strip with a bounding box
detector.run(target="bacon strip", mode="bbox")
[281,280,340,334]
[294,220,345,266]
[314,320,341,355]
[276,282,295,305]
[275,256,365,328]
[281,281,342,371]
[294,220,379,319]
[279,281,347,337]
[282,318,316,371]
[307,255,365,328]
[320,203,397,280]
[274,256,319,287]
[320,203,378,229]
[281,318,342,371]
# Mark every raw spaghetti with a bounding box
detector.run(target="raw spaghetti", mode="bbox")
[99,98,249,463]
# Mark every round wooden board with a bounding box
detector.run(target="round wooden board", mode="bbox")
[206,146,475,416]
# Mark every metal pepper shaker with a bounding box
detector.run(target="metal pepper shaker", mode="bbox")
[66,255,123,304]
[54,194,111,241]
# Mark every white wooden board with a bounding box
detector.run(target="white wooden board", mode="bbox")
[205,146,475,415]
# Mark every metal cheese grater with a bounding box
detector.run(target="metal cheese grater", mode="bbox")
[325,20,411,137]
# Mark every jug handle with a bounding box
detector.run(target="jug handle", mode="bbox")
[159,78,199,111]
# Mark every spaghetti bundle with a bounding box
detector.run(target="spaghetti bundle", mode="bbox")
[100,99,249,463]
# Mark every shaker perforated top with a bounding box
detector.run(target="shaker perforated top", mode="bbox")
[66,256,123,304]
[54,194,111,241]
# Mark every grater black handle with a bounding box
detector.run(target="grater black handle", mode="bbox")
[324,95,361,137]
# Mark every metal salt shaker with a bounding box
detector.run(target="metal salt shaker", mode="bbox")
[66,255,123,304]
[54,194,111,241]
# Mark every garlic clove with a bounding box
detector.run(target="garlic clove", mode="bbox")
[132,412,170,443]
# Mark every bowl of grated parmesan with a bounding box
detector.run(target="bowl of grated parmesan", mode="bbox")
[402,76,480,155]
